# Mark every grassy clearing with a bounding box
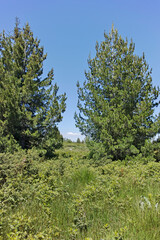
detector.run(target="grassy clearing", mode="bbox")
[1,143,160,239]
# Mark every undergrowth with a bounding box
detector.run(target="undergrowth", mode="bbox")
[1,142,160,239]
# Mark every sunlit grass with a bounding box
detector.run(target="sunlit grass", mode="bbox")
[1,143,160,239]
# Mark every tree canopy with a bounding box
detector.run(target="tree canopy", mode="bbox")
[0,20,66,156]
[75,26,160,160]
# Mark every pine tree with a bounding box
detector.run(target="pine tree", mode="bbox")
[75,26,160,160]
[0,20,66,156]
[76,138,81,143]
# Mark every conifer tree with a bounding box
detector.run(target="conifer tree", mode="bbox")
[75,26,159,160]
[0,20,66,156]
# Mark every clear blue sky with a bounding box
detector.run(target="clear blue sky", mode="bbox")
[1,0,160,141]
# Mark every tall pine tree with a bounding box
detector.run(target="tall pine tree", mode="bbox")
[0,20,66,156]
[75,26,160,160]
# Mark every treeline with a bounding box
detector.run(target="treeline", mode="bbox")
[0,21,160,161]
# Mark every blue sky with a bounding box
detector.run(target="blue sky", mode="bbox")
[1,0,160,141]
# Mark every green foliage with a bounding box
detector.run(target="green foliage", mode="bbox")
[1,143,160,239]
[75,26,160,161]
[0,19,66,155]
[77,137,81,143]
[152,138,160,162]
[64,138,73,143]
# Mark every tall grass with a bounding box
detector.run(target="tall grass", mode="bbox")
[1,143,160,239]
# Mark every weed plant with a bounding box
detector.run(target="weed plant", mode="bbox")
[1,142,160,239]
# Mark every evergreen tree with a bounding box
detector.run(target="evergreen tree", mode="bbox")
[75,26,160,160]
[0,20,66,156]
[76,137,81,143]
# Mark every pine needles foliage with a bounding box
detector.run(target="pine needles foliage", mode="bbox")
[0,20,66,156]
[75,26,160,161]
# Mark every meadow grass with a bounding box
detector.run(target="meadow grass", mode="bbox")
[1,142,160,239]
